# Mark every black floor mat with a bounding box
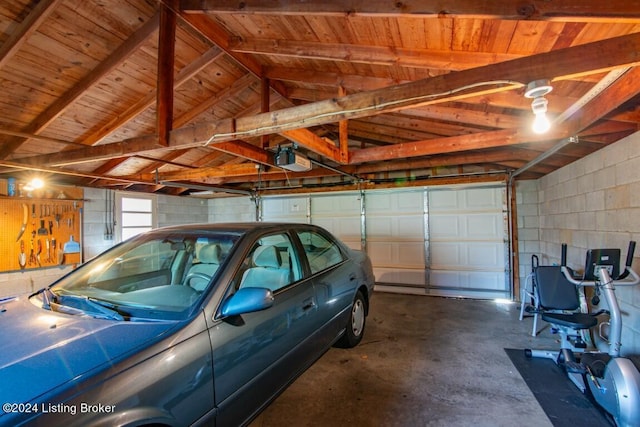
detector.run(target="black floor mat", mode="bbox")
[505,348,613,427]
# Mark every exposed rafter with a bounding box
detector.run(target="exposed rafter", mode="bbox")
[180,0,640,22]
[1,1,640,195]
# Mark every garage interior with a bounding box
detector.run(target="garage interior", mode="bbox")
[1,1,640,425]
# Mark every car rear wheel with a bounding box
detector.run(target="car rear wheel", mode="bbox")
[335,290,367,348]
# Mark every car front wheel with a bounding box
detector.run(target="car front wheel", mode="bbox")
[335,290,367,348]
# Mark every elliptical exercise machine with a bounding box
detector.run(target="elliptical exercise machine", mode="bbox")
[525,241,640,427]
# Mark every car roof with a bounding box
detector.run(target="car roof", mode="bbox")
[153,222,325,235]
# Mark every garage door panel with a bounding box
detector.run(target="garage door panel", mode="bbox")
[429,216,460,238]
[430,187,503,211]
[309,193,362,246]
[430,214,501,240]
[467,214,501,238]
[366,216,392,236]
[367,190,424,214]
[430,270,505,291]
[312,194,361,215]
[466,187,503,209]
[367,241,424,268]
[262,197,308,222]
[374,267,425,286]
[262,185,510,299]
[431,242,504,270]
[366,215,424,240]
[429,191,459,210]
[342,240,363,251]
[428,186,509,299]
[312,217,361,241]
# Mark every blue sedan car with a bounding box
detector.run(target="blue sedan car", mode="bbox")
[0,223,375,426]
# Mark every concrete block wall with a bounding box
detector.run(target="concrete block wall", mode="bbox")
[158,194,209,227]
[83,187,117,260]
[534,131,640,356]
[0,265,74,299]
[515,180,541,284]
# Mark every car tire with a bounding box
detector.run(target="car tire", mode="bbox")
[335,290,367,348]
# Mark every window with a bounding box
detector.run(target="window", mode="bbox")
[297,230,344,274]
[87,239,174,285]
[236,233,301,292]
[118,194,156,241]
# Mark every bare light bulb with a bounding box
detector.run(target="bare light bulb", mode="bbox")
[532,111,551,134]
[30,178,45,189]
[530,96,550,134]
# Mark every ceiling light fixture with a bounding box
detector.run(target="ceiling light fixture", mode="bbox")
[524,79,553,134]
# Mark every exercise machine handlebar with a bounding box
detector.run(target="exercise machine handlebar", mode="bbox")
[561,241,639,357]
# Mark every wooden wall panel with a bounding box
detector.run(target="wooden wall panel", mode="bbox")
[0,182,83,272]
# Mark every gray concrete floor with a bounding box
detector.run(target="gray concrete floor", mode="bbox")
[251,291,559,427]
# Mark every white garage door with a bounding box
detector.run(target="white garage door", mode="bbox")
[261,196,309,223]
[428,186,509,299]
[365,188,427,293]
[261,192,363,250]
[260,184,510,300]
[309,192,362,251]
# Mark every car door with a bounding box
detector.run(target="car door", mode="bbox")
[295,228,355,345]
[209,231,320,426]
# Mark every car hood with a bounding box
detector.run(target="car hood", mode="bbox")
[0,295,179,406]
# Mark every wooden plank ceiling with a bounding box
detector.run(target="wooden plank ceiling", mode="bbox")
[0,0,639,197]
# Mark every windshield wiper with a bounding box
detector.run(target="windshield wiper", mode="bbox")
[41,287,56,310]
[56,294,125,321]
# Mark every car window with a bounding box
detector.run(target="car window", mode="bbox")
[87,240,175,284]
[296,230,344,274]
[50,231,241,319]
[236,233,302,292]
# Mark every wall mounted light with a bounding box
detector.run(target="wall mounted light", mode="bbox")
[23,177,45,192]
[524,79,553,134]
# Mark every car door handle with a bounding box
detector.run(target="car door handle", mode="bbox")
[302,298,316,311]
[349,273,356,281]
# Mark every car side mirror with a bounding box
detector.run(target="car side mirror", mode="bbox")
[220,287,274,318]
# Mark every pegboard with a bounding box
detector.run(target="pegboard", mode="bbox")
[0,187,84,272]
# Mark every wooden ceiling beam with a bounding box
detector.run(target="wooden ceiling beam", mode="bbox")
[265,66,403,91]
[178,12,262,78]
[360,113,486,138]
[149,163,261,182]
[196,164,356,185]
[19,64,252,167]
[400,106,522,129]
[135,149,192,175]
[20,136,164,167]
[351,66,640,164]
[566,67,640,133]
[180,0,640,22]
[14,32,640,168]
[192,147,557,186]
[157,1,178,147]
[349,128,522,164]
[209,140,274,166]
[280,129,342,163]
[0,0,63,70]
[230,38,521,71]
[178,11,289,99]
[0,12,161,159]
[172,32,640,147]
[82,46,224,147]
[178,11,342,165]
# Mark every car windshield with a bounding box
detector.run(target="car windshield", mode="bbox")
[37,229,242,321]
